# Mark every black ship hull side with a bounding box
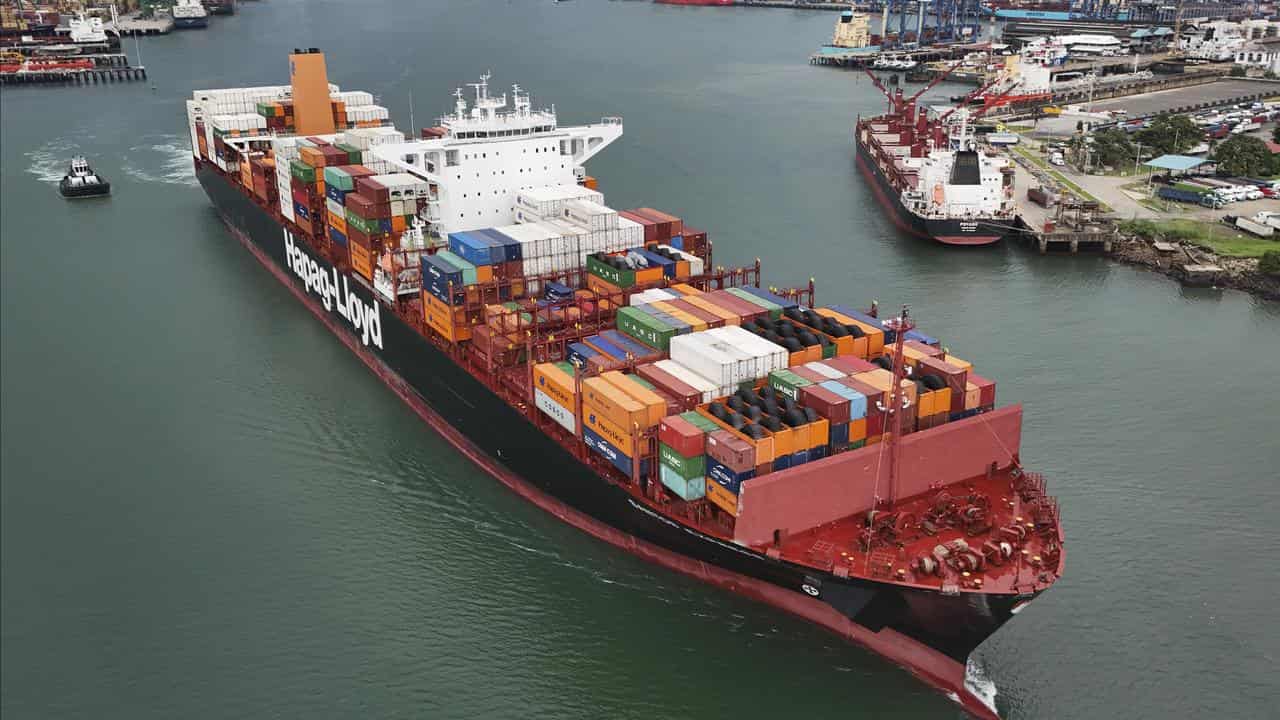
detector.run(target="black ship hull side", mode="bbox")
[855,131,1017,247]
[198,162,1027,718]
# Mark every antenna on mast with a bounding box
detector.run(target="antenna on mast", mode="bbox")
[408,88,415,136]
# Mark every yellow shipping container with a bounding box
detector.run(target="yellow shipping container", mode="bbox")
[582,377,647,429]
[854,369,918,405]
[808,418,829,449]
[350,242,373,281]
[964,382,982,411]
[705,478,739,517]
[601,371,665,428]
[918,391,935,418]
[327,209,347,235]
[669,283,701,296]
[424,301,471,342]
[814,308,884,355]
[684,295,739,325]
[848,418,867,442]
[533,363,576,410]
[932,388,951,417]
[944,354,973,372]
[650,301,707,332]
[584,404,637,455]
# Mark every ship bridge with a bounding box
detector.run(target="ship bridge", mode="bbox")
[371,75,623,239]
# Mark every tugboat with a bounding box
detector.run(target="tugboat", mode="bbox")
[59,156,111,198]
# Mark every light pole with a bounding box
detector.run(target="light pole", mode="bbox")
[1134,141,1143,177]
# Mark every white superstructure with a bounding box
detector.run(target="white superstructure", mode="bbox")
[899,109,1014,221]
[172,0,208,21]
[370,75,623,241]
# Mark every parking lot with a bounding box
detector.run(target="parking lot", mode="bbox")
[1086,79,1278,119]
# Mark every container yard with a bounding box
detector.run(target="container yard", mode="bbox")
[184,48,1063,719]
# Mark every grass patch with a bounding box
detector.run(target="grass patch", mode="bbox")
[1118,218,1280,258]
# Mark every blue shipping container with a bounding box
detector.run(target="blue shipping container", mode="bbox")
[792,449,811,466]
[819,380,867,419]
[638,304,691,334]
[829,421,850,450]
[477,228,522,262]
[585,335,627,361]
[600,330,658,359]
[905,329,939,347]
[772,454,793,472]
[568,342,600,367]
[449,231,505,266]
[659,464,705,502]
[707,459,754,494]
[328,225,348,247]
[668,235,684,250]
[736,286,799,312]
[633,248,677,278]
[325,185,347,204]
[294,202,311,221]
[583,426,650,478]
[379,219,393,234]
[811,445,829,461]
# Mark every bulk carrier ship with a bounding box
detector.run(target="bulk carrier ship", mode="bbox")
[855,72,1019,246]
[188,50,1063,718]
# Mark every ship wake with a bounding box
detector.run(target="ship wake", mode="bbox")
[964,656,1000,717]
[122,138,199,187]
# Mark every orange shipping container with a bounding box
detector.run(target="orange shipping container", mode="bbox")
[601,371,665,428]
[350,242,373,281]
[582,377,647,429]
[684,295,739,325]
[705,478,739,516]
[635,266,664,285]
[299,146,327,168]
[392,215,406,233]
[476,264,494,284]
[327,209,348,235]
[586,273,622,297]
[533,363,576,409]
[669,283,701,296]
[584,406,637,456]
[847,418,867,442]
[815,308,884,356]
[649,302,707,332]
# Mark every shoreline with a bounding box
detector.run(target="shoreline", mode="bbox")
[1107,236,1280,301]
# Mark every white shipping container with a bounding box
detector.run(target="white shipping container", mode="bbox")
[655,360,719,404]
[669,333,754,388]
[326,197,345,217]
[617,217,644,248]
[710,326,788,376]
[562,199,618,232]
[805,361,846,380]
[535,389,576,434]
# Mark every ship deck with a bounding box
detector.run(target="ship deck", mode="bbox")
[211,160,1061,600]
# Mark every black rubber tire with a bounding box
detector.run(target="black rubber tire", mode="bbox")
[921,374,946,391]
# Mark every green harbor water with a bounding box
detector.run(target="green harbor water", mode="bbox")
[2,2,1277,718]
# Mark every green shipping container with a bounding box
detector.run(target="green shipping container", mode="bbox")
[587,254,636,289]
[849,439,866,450]
[616,307,676,351]
[290,159,316,183]
[821,341,838,359]
[768,369,811,401]
[680,411,720,434]
[659,443,706,478]
[345,208,380,236]
[554,361,576,376]
[323,166,354,191]
[627,375,657,391]
[727,287,783,320]
[436,250,478,285]
[334,143,362,165]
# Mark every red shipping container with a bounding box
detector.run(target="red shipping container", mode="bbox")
[799,384,851,424]
[824,355,877,375]
[659,415,705,458]
[839,376,884,421]
[680,227,708,256]
[967,372,996,408]
[905,340,944,359]
[702,290,767,323]
[665,298,723,328]
[291,187,311,208]
[636,363,701,410]
[791,366,829,384]
[618,210,659,244]
[918,356,969,412]
[706,429,755,474]
[633,207,684,238]
[355,176,391,203]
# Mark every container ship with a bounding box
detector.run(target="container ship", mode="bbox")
[188,50,1063,718]
[171,0,209,29]
[855,71,1018,246]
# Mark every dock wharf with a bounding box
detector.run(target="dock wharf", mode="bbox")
[811,41,985,68]
[0,53,146,86]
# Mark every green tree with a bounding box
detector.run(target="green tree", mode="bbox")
[1273,125,1280,144]
[1135,113,1201,156]
[1212,135,1276,177]
[1229,65,1248,77]
[1260,251,1280,277]
[1089,129,1137,169]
